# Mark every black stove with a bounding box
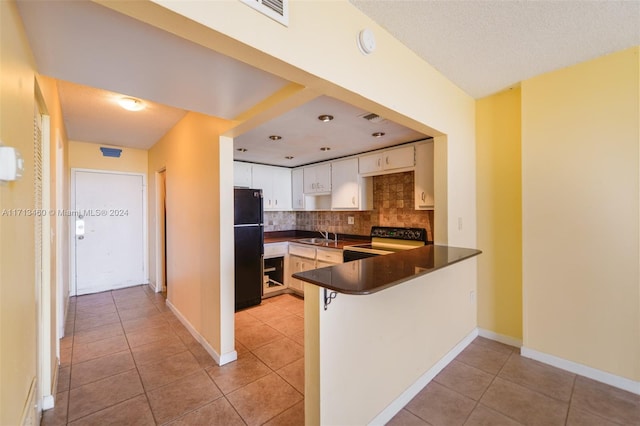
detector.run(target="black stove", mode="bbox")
[343,226,428,262]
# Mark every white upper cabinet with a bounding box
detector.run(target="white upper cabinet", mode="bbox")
[233,161,252,187]
[359,145,415,176]
[414,141,434,210]
[252,164,292,211]
[331,158,372,210]
[291,168,305,210]
[303,163,331,194]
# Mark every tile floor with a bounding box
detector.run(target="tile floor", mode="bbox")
[42,284,640,425]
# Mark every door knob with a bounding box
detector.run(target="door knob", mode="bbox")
[78,235,84,240]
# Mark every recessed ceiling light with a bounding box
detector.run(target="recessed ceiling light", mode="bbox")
[318,114,334,122]
[118,97,145,111]
[320,147,331,151]
[372,132,385,137]
[285,156,294,160]
[269,135,282,141]
[236,148,247,152]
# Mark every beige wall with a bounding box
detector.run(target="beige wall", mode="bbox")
[522,47,640,381]
[69,140,147,174]
[148,112,235,357]
[476,88,523,341]
[0,0,38,423]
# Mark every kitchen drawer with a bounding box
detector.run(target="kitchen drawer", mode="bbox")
[316,248,342,264]
[264,242,288,257]
[289,243,316,259]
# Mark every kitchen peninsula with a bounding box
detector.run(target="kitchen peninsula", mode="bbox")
[297,244,482,425]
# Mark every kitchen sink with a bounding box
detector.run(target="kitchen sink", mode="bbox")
[295,238,336,246]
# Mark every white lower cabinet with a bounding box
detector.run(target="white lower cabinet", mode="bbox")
[288,244,343,295]
[414,141,434,209]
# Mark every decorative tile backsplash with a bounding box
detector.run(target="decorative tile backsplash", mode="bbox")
[264,171,434,241]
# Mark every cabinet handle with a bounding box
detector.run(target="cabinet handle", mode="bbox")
[386,156,389,165]
[275,199,278,206]
[421,191,425,202]
[352,196,355,205]
[377,158,381,167]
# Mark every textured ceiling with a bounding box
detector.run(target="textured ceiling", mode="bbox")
[350,0,640,98]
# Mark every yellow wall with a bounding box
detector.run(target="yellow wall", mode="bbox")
[0,0,38,423]
[522,47,640,381]
[476,88,523,340]
[69,140,147,174]
[148,112,234,356]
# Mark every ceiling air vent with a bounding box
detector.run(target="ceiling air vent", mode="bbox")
[241,0,289,27]
[360,112,386,124]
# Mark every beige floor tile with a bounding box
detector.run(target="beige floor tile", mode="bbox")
[571,375,640,425]
[264,400,305,426]
[480,377,568,425]
[186,341,217,369]
[75,302,117,318]
[498,354,575,402]
[464,404,523,425]
[117,304,161,322]
[227,373,303,426]
[289,330,304,347]
[253,337,304,370]
[73,311,121,332]
[68,394,155,426]
[386,409,431,426]
[121,313,168,334]
[236,310,263,328]
[60,346,72,368]
[207,353,272,394]
[57,366,71,393]
[566,405,619,426]
[434,359,494,400]
[138,350,201,391]
[125,322,175,348]
[73,322,124,345]
[68,369,144,421]
[471,336,517,355]
[405,382,476,426]
[246,303,290,323]
[235,322,284,350]
[72,334,129,364]
[455,342,511,375]
[266,314,304,337]
[60,336,74,350]
[71,350,135,389]
[277,357,305,395]
[130,335,187,367]
[41,391,69,426]
[147,370,222,424]
[165,397,245,426]
[170,321,199,346]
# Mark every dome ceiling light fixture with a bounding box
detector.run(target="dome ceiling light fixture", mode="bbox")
[356,28,376,55]
[118,97,145,111]
[372,132,386,138]
[269,135,282,141]
[318,114,334,122]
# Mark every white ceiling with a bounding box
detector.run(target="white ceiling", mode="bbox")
[16,0,640,164]
[350,0,640,99]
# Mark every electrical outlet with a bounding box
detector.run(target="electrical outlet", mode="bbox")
[348,216,355,225]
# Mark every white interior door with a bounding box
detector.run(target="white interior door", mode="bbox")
[74,170,145,295]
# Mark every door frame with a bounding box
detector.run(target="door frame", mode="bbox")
[70,168,149,296]
[154,167,167,293]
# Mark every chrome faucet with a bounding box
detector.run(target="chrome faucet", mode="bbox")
[318,229,329,240]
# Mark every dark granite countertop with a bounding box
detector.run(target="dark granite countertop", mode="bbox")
[292,244,481,295]
[264,230,369,250]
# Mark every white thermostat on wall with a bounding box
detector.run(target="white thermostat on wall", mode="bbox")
[0,146,24,182]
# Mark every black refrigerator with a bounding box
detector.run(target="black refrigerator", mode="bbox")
[234,188,264,311]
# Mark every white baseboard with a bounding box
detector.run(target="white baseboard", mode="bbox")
[42,361,59,410]
[521,346,640,396]
[478,328,522,348]
[165,300,237,367]
[369,328,479,425]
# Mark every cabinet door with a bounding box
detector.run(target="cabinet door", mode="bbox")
[414,142,434,209]
[233,161,252,187]
[331,158,359,209]
[303,166,316,193]
[272,167,292,210]
[251,165,272,208]
[383,145,415,170]
[292,168,305,209]
[359,152,383,174]
[315,163,332,192]
[289,255,314,293]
